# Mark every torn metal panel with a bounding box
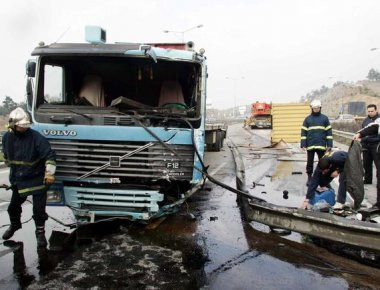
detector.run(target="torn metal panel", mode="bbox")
[247,199,380,251]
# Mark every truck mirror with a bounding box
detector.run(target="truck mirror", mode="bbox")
[26,59,36,77]
[26,78,33,110]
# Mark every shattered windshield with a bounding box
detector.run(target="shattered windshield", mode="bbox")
[36,56,201,119]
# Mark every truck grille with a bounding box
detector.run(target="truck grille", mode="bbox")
[67,187,163,212]
[50,139,194,181]
[103,117,134,126]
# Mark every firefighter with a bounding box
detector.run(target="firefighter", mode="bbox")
[300,100,333,185]
[0,107,56,247]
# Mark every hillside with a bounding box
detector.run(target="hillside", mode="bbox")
[318,80,380,118]
[0,116,7,130]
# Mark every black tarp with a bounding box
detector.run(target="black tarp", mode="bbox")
[345,140,365,208]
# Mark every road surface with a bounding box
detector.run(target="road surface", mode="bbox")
[0,124,379,289]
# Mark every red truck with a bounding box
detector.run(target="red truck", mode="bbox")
[247,102,272,129]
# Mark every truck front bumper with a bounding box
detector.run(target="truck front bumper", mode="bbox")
[64,187,164,221]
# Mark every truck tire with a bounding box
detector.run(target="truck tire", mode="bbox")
[213,131,223,151]
[214,133,221,151]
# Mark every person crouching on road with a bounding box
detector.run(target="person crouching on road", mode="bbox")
[301,151,348,210]
[300,100,333,186]
[0,107,56,248]
[354,117,380,208]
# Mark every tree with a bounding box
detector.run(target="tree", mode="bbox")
[319,85,329,94]
[333,81,345,87]
[2,96,17,113]
[367,68,380,81]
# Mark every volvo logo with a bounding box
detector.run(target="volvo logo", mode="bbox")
[43,129,77,136]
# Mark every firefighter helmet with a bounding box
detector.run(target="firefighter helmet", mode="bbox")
[8,107,31,129]
[310,99,322,108]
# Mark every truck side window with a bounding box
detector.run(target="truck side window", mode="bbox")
[44,65,64,104]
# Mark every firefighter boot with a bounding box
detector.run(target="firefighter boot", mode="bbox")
[35,227,47,248]
[2,219,21,240]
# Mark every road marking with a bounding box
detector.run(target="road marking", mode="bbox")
[210,162,226,176]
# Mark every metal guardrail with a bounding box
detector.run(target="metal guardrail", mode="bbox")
[332,129,355,139]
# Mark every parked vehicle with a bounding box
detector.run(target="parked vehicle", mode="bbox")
[335,114,355,123]
[24,26,216,223]
[205,123,227,151]
[248,102,272,129]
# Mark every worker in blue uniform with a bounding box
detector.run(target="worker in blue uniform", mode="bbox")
[0,108,56,247]
[301,151,348,209]
[300,100,333,185]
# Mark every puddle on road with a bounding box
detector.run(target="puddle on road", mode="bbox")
[18,215,209,290]
[271,160,294,180]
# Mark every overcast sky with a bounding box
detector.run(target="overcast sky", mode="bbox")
[1,0,380,109]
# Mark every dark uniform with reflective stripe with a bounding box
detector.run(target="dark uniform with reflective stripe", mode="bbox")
[301,111,333,175]
[1,129,56,226]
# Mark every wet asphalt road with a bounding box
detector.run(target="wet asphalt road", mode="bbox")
[0,124,380,289]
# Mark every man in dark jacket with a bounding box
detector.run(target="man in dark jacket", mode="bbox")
[0,108,56,247]
[354,115,380,208]
[361,104,380,184]
[301,151,347,209]
[301,100,333,185]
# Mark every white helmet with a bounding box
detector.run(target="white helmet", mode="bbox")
[310,99,322,108]
[8,107,31,129]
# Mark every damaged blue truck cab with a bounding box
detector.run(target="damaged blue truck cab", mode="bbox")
[26,33,207,222]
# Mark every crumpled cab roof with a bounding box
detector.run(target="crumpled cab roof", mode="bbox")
[31,43,202,63]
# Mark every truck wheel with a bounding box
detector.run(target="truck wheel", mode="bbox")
[214,132,222,151]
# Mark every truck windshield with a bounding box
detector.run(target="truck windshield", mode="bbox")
[35,55,202,122]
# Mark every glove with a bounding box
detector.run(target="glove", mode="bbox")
[44,174,55,185]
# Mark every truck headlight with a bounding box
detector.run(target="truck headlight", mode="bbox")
[46,183,64,205]
[47,190,62,203]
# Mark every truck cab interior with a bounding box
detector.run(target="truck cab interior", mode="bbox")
[34,56,203,127]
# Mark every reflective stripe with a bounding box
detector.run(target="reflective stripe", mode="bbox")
[303,126,331,131]
[326,136,333,139]
[18,184,46,195]
[300,136,307,140]
[7,159,40,166]
[301,126,308,130]
[307,126,326,130]
[307,145,326,150]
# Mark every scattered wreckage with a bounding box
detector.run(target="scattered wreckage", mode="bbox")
[233,137,380,252]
